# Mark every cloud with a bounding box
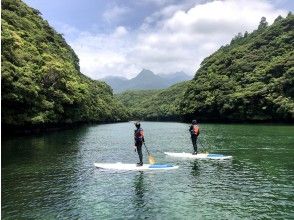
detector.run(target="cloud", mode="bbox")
[52,21,80,39]
[112,26,128,38]
[103,5,130,23]
[69,26,138,79]
[129,0,287,75]
[163,0,283,34]
[136,0,178,6]
[67,0,288,79]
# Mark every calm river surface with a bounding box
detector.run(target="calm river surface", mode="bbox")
[2,122,294,219]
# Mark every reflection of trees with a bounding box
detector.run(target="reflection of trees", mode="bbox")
[1,126,89,219]
[133,171,146,209]
[2,126,89,167]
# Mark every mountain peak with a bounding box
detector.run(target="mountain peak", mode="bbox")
[134,69,157,80]
[103,69,191,93]
[138,69,155,76]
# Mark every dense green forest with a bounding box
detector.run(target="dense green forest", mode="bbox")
[117,82,187,120]
[1,0,129,130]
[2,0,293,128]
[181,14,294,122]
[118,15,294,122]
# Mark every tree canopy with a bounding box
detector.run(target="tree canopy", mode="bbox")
[180,15,294,122]
[1,0,129,129]
[117,82,187,121]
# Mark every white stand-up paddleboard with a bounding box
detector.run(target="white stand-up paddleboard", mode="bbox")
[94,162,179,171]
[164,152,232,160]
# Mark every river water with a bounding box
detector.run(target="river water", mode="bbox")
[2,122,294,219]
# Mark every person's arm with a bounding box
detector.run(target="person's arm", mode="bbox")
[133,130,137,151]
[141,129,145,142]
[189,125,193,132]
[134,130,137,145]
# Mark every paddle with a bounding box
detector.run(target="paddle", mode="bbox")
[143,142,156,164]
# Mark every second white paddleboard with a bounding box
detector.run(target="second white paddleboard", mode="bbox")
[164,152,232,160]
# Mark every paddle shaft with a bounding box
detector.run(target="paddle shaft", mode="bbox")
[143,142,150,155]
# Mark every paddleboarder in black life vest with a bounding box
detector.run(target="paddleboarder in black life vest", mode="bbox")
[134,122,145,166]
[189,120,200,155]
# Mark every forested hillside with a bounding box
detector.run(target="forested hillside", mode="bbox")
[1,0,129,129]
[180,14,294,122]
[2,0,293,127]
[117,82,187,120]
[118,15,294,122]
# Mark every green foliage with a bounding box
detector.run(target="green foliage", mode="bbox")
[118,15,294,122]
[1,0,129,127]
[180,15,294,122]
[117,82,188,120]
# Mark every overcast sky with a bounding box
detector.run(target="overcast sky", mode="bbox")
[23,0,293,79]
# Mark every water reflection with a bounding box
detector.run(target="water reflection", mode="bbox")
[133,172,146,210]
[191,161,200,176]
[1,126,89,219]
[2,126,89,167]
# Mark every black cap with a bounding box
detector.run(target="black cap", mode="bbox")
[135,121,140,127]
[192,120,197,124]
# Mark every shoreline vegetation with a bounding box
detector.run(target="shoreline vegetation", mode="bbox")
[1,0,293,135]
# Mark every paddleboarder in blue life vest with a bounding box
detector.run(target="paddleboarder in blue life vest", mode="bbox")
[134,122,145,166]
[189,120,200,155]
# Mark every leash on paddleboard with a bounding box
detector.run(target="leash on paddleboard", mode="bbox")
[143,142,156,164]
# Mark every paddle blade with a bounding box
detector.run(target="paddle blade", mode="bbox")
[148,155,156,164]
